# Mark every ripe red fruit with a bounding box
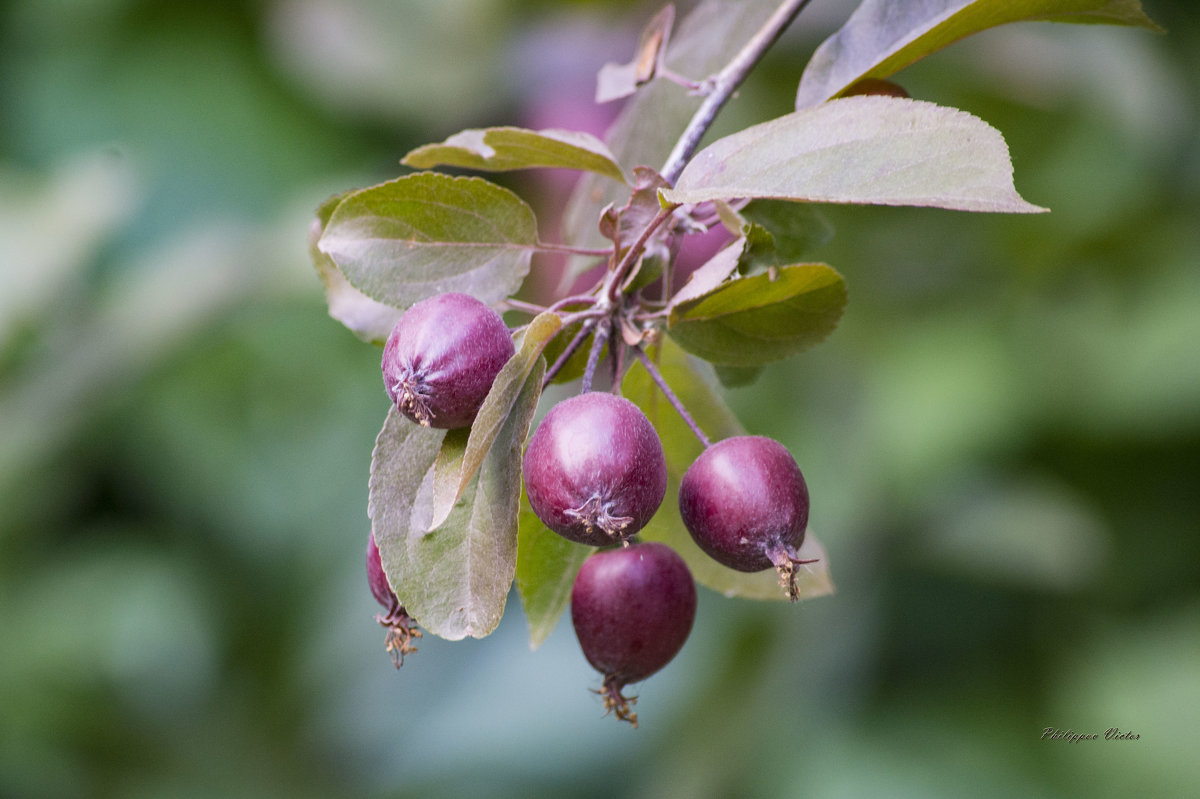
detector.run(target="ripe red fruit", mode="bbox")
[381,292,514,429]
[678,435,815,600]
[570,542,696,727]
[522,392,667,546]
[367,531,421,667]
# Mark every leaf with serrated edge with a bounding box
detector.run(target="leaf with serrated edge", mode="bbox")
[668,264,847,366]
[516,489,594,649]
[389,358,545,640]
[796,0,1164,109]
[663,97,1047,213]
[428,312,561,530]
[403,128,626,184]
[621,338,834,600]
[309,192,403,344]
[318,173,538,309]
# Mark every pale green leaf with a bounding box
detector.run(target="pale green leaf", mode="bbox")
[668,264,847,366]
[318,173,538,309]
[621,338,835,600]
[309,192,403,344]
[796,0,1163,109]
[662,96,1048,214]
[402,127,627,183]
[516,489,594,650]
[427,312,561,530]
[377,359,545,641]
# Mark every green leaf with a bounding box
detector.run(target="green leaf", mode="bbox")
[668,264,847,366]
[428,312,561,530]
[621,338,834,600]
[402,127,627,184]
[318,173,538,309]
[309,192,403,344]
[516,489,594,649]
[662,96,1049,214]
[740,200,835,264]
[374,357,545,641]
[367,408,445,621]
[795,0,1164,109]
[713,364,764,388]
[560,0,784,285]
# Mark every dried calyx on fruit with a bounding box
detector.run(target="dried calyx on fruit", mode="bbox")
[522,392,667,546]
[367,531,421,667]
[679,435,816,600]
[382,292,515,429]
[570,541,696,727]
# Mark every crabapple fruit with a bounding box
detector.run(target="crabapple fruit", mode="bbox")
[570,541,696,726]
[678,435,815,600]
[367,531,421,667]
[381,292,514,429]
[522,392,666,546]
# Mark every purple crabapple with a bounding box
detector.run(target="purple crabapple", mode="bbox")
[522,392,667,546]
[382,292,514,429]
[367,530,421,667]
[678,435,817,600]
[570,541,696,727]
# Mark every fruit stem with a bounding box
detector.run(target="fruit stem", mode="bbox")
[660,0,815,184]
[543,319,596,388]
[581,318,612,394]
[633,346,711,448]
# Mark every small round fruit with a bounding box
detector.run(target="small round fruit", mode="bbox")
[382,292,514,429]
[366,531,421,667]
[571,542,697,726]
[523,392,666,546]
[678,435,815,600]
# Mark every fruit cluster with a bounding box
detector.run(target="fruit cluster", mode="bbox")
[366,291,815,725]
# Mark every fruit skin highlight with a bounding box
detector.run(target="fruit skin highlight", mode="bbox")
[570,541,697,726]
[381,292,514,429]
[678,435,814,599]
[522,392,667,546]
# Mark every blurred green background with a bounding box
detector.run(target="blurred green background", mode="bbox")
[2,0,1197,797]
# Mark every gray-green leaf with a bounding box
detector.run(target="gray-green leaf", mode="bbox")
[795,0,1164,109]
[402,127,626,184]
[309,192,403,344]
[516,490,593,650]
[668,264,847,366]
[318,173,538,309]
[662,96,1048,214]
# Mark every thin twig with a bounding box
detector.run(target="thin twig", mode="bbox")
[633,347,711,448]
[542,319,596,389]
[535,241,614,258]
[601,205,676,307]
[661,0,814,185]
[581,319,611,394]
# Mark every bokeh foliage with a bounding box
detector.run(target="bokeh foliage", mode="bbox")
[2,1,1197,797]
